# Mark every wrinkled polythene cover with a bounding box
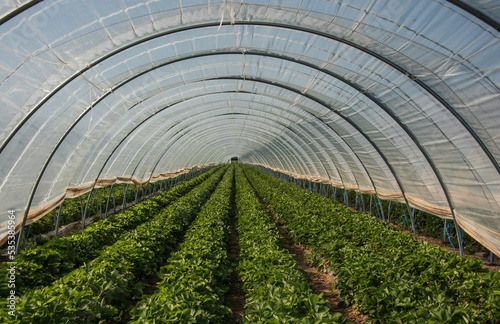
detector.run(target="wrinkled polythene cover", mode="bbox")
[0,0,499,255]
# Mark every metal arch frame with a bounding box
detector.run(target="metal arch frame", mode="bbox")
[5,43,490,240]
[11,64,406,248]
[135,111,315,182]
[118,104,307,177]
[46,48,405,190]
[177,128,306,172]
[289,119,363,189]
[14,59,444,252]
[11,41,479,252]
[115,113,308,187]
[293,115,374,191]
[0,0,44,26]
[445,0,500,32]
[93,83,379,203]
[76,88,346,187]
[162,126,291,173]
[108,86,387,193]
[104,108,304,185]
[154,126,296,178]
[113,104,311,179]
[1,1,498,34]
[140,114,329,183]
[84,89,379,196]
[212,99,350,182]
[180,134,285,168]
[182,134,268,168]
[155,115,333,179]
[2,20,498,181]
[9,45,485,213]
[79,50,462,226]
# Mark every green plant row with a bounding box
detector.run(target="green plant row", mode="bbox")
[244,165,500,323]
[0,166,220,298]
[0,167,227,323]
[130,166,235,323]
[25,168,204,240]
[26,183,132,237]
[276,172,487,255]
[235,167,345,324]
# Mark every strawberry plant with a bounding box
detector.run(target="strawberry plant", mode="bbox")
[235,167,345,323]
[0,167,228,323]
[244,165,500,323]
[130,166,235,322]
[0,166,220,298]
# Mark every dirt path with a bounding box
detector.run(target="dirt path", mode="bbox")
[274,220,368,324]
[224,175,245,323]
[243,172,367,323]
[224,217,245,323]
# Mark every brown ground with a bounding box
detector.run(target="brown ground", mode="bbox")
[243,173,367,323]
[224,196,246,323]
[117,275,160,324]
[275,220,368,324]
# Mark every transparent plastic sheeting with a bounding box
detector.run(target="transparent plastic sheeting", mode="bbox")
[0,1,499,255]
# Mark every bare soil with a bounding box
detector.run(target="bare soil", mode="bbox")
[275,220,368,324]
[243,173,367,323]
[224,217,246,323]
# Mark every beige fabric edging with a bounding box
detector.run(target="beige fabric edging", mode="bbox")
[0,164,219,247]
[405,194,453,219]
[456,212,500,258]
[248,163,456,219]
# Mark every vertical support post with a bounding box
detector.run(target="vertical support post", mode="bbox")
[409,207,417,236]
[443,219,447,243]
[387,201,392,222]
[112,185,116,214]
[369,194,373,215]
[82,188,94,231]
[489,252,497,263]
[454,221,464,256]
[96,188,102,219]
[79,196,84,221]
[123,183,130,210]
[23,224,32,250]
[55,202,63,236]
[378,198,386,222]
[105,184,114,218]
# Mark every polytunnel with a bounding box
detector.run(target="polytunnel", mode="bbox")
[0,0,499,259]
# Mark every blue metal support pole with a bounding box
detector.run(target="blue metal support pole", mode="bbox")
[105,184,114,218]
[79,196,84,222]
[112,185,116,214]
[23,224,32,250]
[378,198,386,222]
[409,207,417,236]
[387,201,392,222]
[82,188,94,231]
[123,183,130,210]
[96,188,102,219]
[55,202,63,236]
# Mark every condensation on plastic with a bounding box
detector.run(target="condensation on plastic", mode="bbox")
[0,0,499,255]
